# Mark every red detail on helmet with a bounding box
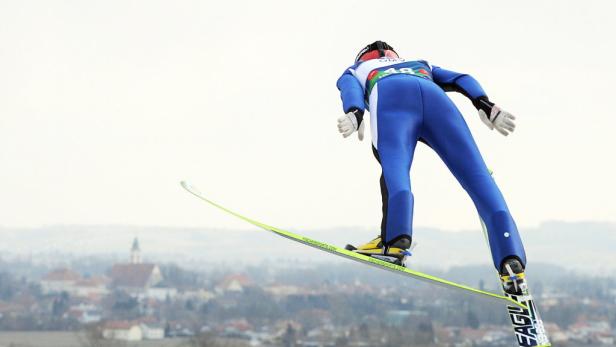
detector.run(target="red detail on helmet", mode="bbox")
[358,49,398,62]
[367,70,379,80]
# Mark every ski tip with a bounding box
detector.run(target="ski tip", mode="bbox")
[180,181,201,195]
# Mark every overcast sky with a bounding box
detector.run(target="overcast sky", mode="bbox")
[1,0,614,233]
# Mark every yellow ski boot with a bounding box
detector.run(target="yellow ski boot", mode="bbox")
[500,258,527,295]
[345,236,413,266]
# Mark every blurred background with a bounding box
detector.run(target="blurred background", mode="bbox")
[1,0,615,346]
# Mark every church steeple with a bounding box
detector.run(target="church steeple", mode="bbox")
[130,237,142,264]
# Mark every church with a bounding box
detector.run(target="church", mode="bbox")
[109,238,163,292]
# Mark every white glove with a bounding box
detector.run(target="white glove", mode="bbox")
[478,105,516,136]
[337,111,365,141]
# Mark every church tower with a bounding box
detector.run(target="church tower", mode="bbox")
[130,237,142,264]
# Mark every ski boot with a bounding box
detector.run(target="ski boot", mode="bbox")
[499,257,551,346]
[500,257,527,295]
[345,236,413,266]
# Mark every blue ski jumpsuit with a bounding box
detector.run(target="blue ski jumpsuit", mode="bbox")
[336,57,526,270]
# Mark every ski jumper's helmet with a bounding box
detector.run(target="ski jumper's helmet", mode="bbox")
[355,41,398,62]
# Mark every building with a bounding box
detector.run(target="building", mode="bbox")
[102,321,143,341]
[109,263,162,290]
[109,238,163,292]
[130,238,142,264]
[67,303,102,324]
[41,269,109,298]
[40,268,81,294]
[73,276,109,299]
[141,323,165,340]
[216,274,252,293]
[141,286,178,301]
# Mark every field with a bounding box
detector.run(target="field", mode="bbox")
[0,332,190,347]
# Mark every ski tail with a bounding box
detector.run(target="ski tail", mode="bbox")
[504,291,551,347]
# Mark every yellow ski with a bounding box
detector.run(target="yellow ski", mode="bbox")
[181,181,526,309]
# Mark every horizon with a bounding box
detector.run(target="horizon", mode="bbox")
[2,220,614,275]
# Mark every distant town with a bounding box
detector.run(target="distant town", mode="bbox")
[0,238,615,347]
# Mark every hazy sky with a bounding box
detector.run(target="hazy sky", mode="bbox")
[1,1,615,233]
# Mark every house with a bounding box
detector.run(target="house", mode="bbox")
[141,286,178,301]
[596,334,614,345]
[67,303,102,324]
[216,274,252,293]
[178,289,215,302]
[40,268,81,294]
[102,321,143,341]
[41,268,110,298]
[265,284,303,297]
[0,301,23,319]
[543,322,569,343]
[141,323,165,340]
[73,276,109,298]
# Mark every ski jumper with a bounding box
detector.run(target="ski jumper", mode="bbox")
[336,57,526,270]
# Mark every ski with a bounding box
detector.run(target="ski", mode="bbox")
[475,171,551,347]
[479,219,551,347]
[181,181,525,309]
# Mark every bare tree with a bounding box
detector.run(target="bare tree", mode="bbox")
[190,333,247,347]
[76,324,127,347]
